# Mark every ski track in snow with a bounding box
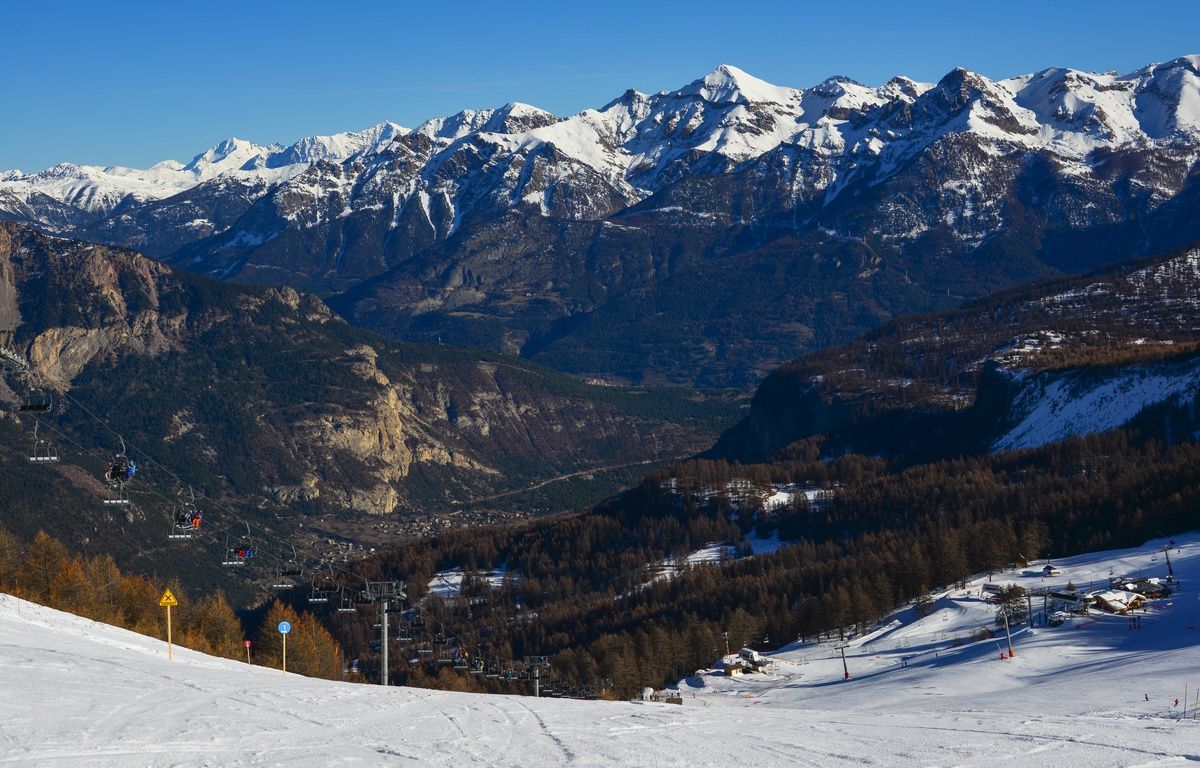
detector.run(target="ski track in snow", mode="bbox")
[2,533,1200,766]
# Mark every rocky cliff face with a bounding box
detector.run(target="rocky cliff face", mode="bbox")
[0,223,723,523]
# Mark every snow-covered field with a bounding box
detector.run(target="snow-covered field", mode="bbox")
[2,534,1198,767]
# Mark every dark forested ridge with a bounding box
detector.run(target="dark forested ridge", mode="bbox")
[312,417,1200,698]
[300,239,1200,697]
[711,241,1200,462]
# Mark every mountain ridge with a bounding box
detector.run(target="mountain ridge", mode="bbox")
[4,56,1200,386]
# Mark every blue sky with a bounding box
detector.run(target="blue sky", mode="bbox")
[4,0,1197,171]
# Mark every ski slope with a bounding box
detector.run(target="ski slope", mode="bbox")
[2,535,1198,767]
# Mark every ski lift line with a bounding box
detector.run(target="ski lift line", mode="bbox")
[44,394,287,555]
[25,414,271,566]
[51,388,406,595]
[53,388,344,576]
[33,391,381,597]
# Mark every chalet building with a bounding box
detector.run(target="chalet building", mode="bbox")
[1109,577,1171,598]
[1090,590,1146,614]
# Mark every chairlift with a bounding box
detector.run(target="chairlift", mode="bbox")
[102,437,136,506]
[18,388,52,413]
[272,546,303,590]
[396,625,413,642]
[335,587,357,613]
[168,487,202,540]
[307,565,337,604]
[221,522,256,567]
[27,422,58,464]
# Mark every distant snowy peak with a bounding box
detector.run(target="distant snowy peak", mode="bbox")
[263,121,407,167]
[681,64,802,106]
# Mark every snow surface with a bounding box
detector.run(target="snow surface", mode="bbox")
[993,355,1200,451]
[3,535,1198,766]
[427,567,510,598]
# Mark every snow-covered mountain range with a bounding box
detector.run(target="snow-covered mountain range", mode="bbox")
[4,57,1200,385]
[6,58,1199,224]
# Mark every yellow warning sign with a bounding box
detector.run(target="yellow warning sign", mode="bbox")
[158,588,178,607]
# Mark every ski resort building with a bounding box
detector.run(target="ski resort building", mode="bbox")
[1090,590,1146,614]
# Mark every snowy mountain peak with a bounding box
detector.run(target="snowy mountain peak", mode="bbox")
[685,64,798,105]
[481,102,559,134]
[417,109,496,141]
[184,137,273,178]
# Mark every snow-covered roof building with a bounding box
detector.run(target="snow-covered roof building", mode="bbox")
[1089,590,1146,614]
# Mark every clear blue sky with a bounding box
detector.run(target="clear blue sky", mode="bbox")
[4,0,1197,171]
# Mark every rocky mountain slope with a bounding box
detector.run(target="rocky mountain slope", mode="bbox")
[4,57,1200,385]
[711,241,1200,461]
[0,222,731,573]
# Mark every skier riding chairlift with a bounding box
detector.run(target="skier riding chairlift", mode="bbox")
[106,456,136,485]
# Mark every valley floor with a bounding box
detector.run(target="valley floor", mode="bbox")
[2,536,1199,767]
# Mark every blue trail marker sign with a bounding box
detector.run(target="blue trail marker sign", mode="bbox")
[278,621,291,672]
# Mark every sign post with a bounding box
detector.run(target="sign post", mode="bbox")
[244,639,252,664]
[159,588,178,661]
[278,621,292,673]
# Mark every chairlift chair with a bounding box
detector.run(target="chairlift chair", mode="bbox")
[102,438,136,506]
[307,582,330,604]
[336,587,357,613]
[271,546,303,590]
[18,388,52,413]
[27,422,58,464]
[221,522,256,567]
[168,487,201,540]
[307,566,337,604]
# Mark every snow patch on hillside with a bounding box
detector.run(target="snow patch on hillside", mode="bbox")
[994,356,1200,451]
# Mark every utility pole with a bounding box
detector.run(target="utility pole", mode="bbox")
[525,655,549,698]
[1002,605,1015,658]
[835,642,850,680]
[363,581,406,686]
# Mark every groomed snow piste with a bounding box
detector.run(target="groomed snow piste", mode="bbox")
[2,534,1198,767]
